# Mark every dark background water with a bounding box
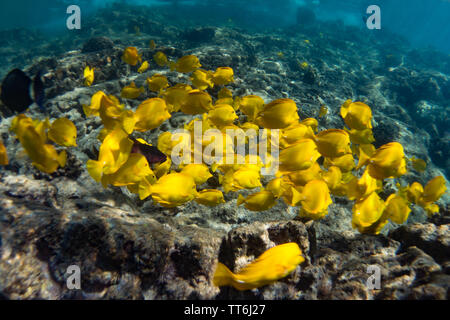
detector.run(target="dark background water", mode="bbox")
[0,0,449,54]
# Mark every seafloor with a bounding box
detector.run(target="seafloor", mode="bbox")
[0,4,449,299]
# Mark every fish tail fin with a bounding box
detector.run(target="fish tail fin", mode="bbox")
[33,71,45,112]
[213,262,234,288]
[58,150,67,167]
[86,159,103,182]
[236,194,246,206]
[168,61,176,71]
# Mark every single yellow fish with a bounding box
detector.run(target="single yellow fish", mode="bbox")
[180,163,213,185]
[318,104,328,118]
[161,84,192,112]
[237,190,277,211]
[0,140,8,165]
[150,172,198,207]
[153,51,168,67]
[410,156,427,172]
[256,98,299,129]
[190,69,214,90]
[121,82,145,99]
[138,61,149,74]
[367,142,407,180]
[314,129,351,158]
[171,55,201,73]
[195,189,225,206]
[180,90,213,115]
[298,179,332,220]
[207,104,238,127]
[147,74,169,93]
[279,138,320,172]
[48,118,77,147]
[84,66,94,86]
[352,192,387,234]
[134,98,171,132]
[340,100,373,130]
[212,67,234,85]
[213,242,304,291]
[238,95,265,123]
[149,39,156,50]
[122,47,142,66]
[384,193,411,225]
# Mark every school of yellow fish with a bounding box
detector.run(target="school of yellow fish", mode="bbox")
[1,44,447,291]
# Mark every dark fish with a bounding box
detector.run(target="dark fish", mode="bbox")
[131,138,167,165]
[0,69,45,114]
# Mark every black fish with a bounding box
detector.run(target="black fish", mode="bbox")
[0,69,45,114]
[131,138,167,165]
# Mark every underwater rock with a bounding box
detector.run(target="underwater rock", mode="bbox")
[390,223,449,264]
[81,37,115,53]
[295,6,316,26]
[182,27,216,43]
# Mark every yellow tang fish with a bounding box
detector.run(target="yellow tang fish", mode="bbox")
[48,118,77,147]
[314,129,351,158]
[0,140,8,165]
[121,82,145,99]
[149,39,156,50]
[122,47,142,66]
[190,69,214,90]
[237,190,277,211]
[195,189,225,206]
[212,67,234,86]
[180,90,213,115]
[298,179,332,220]
[318,104,328,118]
[170,55,201,73]
[367,142,407,180]
[161,83,192,113]
[138,61,149,74]
[180,163,213,185]
[134,98,171,132]
[406,181,423,204]
[279,138,320,172]
[384,193,411,225]
[352,192,388,234]
[86,128,133,182]
[207,104,238,127]
[256,98,299,129]
[101,153,155,188]
[238,95,265,123]
[301,118,318,133]
[324,153,356,172]
[285,162,322,186]
[420,175,446,204]
[11,115,66,174]
[147,74,169,93]
[340,100,373,131]
[213,242,304,291]
[410,156,427,172]
[149,172,198,207]
[153,51,168,67]
[84,66,94,86]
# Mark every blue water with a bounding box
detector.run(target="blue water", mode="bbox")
[0,0,449,54]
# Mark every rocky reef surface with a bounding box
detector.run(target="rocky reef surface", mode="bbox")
[0,3,449,299]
